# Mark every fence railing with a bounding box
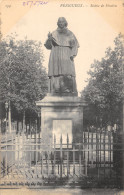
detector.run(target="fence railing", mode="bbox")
[0,129,123,188]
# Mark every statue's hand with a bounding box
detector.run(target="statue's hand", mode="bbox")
[48,32,52,41]
[70,56,75,61]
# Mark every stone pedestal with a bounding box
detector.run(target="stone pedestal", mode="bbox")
[36,95,84,146]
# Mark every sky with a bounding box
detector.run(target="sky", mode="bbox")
[2,0,119,93]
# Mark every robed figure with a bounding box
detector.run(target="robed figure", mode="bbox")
[44,17,79,95]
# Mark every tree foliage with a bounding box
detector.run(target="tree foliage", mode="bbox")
[81,34,124,127]
[0,35,48,120]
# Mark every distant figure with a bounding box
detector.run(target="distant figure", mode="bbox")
[44,17,79,95]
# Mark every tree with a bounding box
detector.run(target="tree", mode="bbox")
[0,35,48,131]
[81,34,124,128]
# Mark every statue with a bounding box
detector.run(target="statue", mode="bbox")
[44,17,79,95]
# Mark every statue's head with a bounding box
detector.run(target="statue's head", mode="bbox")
[57,17,68,29]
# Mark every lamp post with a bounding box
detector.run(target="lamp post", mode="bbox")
[5,102,8,133]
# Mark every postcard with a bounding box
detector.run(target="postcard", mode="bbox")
[0,0,124,194]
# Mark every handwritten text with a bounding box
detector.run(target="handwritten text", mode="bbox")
[23,1,48,7]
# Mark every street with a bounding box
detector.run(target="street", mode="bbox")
[0,188,124,195]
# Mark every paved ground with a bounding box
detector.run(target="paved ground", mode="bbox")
[0,188,124,195]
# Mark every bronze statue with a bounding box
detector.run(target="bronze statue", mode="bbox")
[44,17,79,95]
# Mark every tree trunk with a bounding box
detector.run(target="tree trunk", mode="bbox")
[8,101,11,133]
[17,120,19,134]
[22,111,26,132]
[29,118,31,134]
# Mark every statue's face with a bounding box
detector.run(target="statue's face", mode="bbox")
[58,18,66,29]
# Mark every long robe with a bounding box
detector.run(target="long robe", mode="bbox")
[44,28,79,77]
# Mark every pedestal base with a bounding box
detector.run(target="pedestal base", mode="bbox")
[36,96,84,146]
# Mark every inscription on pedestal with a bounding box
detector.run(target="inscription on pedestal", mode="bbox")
[53,120,72,144]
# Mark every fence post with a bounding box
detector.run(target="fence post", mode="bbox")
[35,129,38,180]
[67,134,69,178]
[108,131,110,178]
[47,150,50,177]
[29,131,32,186]
[0,133,1,179]
[91,131,93,168]
[60,134,63,179]
[88,130,89,165]
[73,143,75,177]
[5,133,8,177]
[53,134,56,175]
[84,137,87,176]
[34,131,36,164]
[41,149,43,182]
[103,130,105,179]
[97,132,100,179]
[79,143,81,175]
[100,130,101,168]
[22,132,25,185]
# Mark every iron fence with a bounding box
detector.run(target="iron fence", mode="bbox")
[0,129,123,188]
